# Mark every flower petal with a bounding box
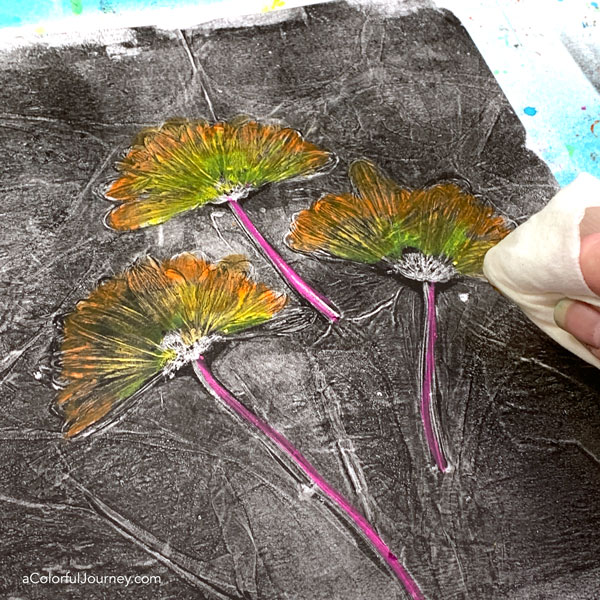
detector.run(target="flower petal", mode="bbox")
[106,198,200,230]
[349,160,409,221]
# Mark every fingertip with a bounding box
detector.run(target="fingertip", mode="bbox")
[580,232,600,296]
[553,298,573,330]
[554,298,600,348]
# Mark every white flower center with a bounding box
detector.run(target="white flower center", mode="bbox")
[392,251,457,283]
[214,183,254,204]
[160,332,221,378]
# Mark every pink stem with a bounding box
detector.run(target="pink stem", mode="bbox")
[194,356,426,600]
[227,198,340,323]
[420,281,449,473]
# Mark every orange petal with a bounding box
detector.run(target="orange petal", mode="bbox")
[106,199,197,231]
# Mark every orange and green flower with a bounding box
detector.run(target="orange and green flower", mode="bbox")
[286,159,511,473]
[286,160,511,281]
[55,253,287,438]
[103,117,335,231]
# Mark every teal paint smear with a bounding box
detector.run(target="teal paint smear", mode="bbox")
[0,0,56,28]
[533,96,600,186]
[438,1,600,188]
[526,76,600,186]
[0,0,221,28]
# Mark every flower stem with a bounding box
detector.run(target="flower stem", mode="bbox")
[194,356,426,600]
[227,198,340,323]
[420,281,449,473]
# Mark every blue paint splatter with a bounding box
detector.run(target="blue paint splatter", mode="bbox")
[592,2,599,9]
[524,106,537,116]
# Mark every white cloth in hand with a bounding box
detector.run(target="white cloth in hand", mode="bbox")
[483,173,600,368]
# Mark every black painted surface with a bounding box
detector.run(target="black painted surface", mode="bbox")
[1,3,599,599]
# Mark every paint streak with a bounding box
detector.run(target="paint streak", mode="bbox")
[591,120,599,136]
[228,198,340,323]
[194,356,427,600]
[524,106,537,116]
[420,282,448,473]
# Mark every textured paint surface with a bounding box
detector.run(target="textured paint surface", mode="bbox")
[194,356,426,599]
[1,3,599,599]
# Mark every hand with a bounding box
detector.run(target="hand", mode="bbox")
[554,233,600,358]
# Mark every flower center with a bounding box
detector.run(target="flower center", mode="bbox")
[160,332,221,377]
[215,183,254,204]
[392,250,457,283]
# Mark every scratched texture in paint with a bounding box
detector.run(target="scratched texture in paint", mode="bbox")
[1,3,599,599]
